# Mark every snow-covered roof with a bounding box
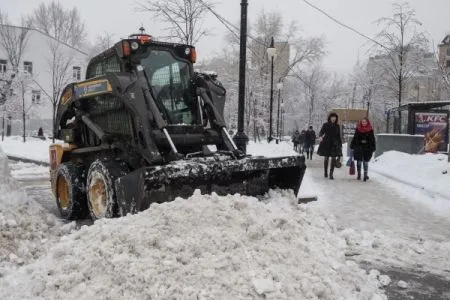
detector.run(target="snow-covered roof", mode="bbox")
[441,34,450,45]
[390,101,450,111]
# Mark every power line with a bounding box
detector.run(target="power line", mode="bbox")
[301,0,390,52]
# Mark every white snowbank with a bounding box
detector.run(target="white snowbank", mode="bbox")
[0,146,68,277]
[247,141,300,158]
[8,162,49,181]
[0,136,61,163]
[0,189,385,300]
[372,151,450,203]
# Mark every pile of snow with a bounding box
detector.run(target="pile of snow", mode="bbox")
[247,141,300,158]
[372,151,449,200]
[0,189,386,300]
[0,146,68,276]
[0,136,61,163]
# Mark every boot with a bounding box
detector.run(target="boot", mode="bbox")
[309,150,313,160]
[329,157,336,180]
[363,162,369,182]
[324,158,329,178]
[357,161,362,180]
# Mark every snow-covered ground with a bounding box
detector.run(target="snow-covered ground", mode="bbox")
[2,138,450,299]
[0,144,387,299]
[372,151,449,201]
[0,146,73,277]
[0,136,59,163]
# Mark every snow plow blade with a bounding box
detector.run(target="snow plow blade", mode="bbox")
[115,155,306,215]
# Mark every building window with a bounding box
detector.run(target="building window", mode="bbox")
[0,59,7,73]
[32,90,41,104]
[447,60,450,68]
[447,48,450,56]
[72,66,81,81]
[24,61,33,74]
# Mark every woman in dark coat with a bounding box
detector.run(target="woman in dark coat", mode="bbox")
[318,113,342,180]
[350,118,376,181]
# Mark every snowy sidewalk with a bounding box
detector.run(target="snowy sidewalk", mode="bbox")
[302,157,450,277]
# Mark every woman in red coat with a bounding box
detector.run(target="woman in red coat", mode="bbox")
[350,118,376,181]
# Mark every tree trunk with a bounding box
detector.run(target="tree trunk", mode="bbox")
[22,86,26,143]
[398,74,402,133]
[52,101,56,143]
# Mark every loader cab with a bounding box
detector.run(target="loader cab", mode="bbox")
[86,34,200,127]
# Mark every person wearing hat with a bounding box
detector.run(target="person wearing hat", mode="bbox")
[317,113,342,179]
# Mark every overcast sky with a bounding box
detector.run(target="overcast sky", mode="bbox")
[4,0,450,73]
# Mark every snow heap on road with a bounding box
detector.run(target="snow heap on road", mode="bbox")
[0,188,385,300]
[0,146,68,276]
[0,136,61,163]
[247,141,300,158]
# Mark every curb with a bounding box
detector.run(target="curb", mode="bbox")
[7,155,50,167]
[371,168,450,201]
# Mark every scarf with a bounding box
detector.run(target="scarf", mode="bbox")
[357,119,373,133]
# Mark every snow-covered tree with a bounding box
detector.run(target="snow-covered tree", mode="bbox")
[0,10,33,140]
[32,1,86,48]
[31,2,87,142]
[88,31,115,58]
[373,2,429,132]
[138,0,214,45]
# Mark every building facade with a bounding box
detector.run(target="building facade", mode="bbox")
[0,25,88,135]
[438,34,450,74]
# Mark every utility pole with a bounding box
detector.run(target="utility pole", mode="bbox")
[233,0,250,152]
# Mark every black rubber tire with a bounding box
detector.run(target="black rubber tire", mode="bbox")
[86,160,128,220]
[55,163,87,220]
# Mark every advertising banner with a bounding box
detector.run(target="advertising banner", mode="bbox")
[414,112,449,153]
[342,122,357,142]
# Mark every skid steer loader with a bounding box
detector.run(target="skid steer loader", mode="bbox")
[49,32,306,220]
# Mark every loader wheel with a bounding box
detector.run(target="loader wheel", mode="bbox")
[56,163,87,220]
[86,160,128,220]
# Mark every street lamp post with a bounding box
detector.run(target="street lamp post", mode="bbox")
[267,37,276,143]
[276,80,283,144]
[232,0,250,153]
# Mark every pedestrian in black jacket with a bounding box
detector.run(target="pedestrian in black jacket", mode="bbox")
[299,130,306,153]
[304,126,316,160]
[317,113,342,180]
[350,118,376,181]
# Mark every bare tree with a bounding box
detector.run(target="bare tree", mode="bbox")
[34,41,76,143]
[373,2,429,133]
[0,10,32,140]
[31,2,87,142]
[138,0,214,45]
[89,31,115,58]
[32,1,86,48]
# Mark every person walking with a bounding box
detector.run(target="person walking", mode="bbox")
[350,118,376,181]
[304,126,316,160]
[292,130,300,152]
[317,113,342,180]
[299,130,306,153]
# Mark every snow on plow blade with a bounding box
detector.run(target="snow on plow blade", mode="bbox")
[115,155,306,215]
